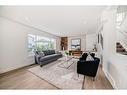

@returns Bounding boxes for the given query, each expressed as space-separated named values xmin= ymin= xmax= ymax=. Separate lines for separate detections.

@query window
xmin=36 ymin=36 xmax=56 ymax=51
xmin=116 ymin=12 xmax=125 ymax=27
xmin=116 ymin=6 xmax=127 ymax=28
xmin=28 ymin=34 xmax=57 ymax=55
xmin=28 ymin=34 xmax=36 ymax=55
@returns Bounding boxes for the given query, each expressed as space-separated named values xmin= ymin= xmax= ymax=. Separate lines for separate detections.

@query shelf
xmin=61 ymin=37 xmax=68 ymax=50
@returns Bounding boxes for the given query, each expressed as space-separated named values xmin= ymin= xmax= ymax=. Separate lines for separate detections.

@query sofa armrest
xmin=77 ymin=58 xmax=100 ymax=77
xmin=35 ymin=55 xmax=41 ymax=64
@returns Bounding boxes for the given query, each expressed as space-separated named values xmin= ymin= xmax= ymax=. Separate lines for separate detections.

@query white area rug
xmin=28 ymin=60 xmax=84 ymax=89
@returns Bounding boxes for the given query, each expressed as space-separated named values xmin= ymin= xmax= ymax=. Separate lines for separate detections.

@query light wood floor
xmin=0 ymin=64 xmax=113 ymax=89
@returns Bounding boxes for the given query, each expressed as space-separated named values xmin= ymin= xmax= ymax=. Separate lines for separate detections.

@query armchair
xmin=77 ymin=54 xmax=100 ymax=80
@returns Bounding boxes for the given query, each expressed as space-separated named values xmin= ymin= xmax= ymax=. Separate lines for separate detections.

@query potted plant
xmin=65 ymin=51 xmax=69 ymax=60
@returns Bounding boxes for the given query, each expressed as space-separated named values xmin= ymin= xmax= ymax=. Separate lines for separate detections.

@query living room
xmin=0 ymin=6 xmax=101 ymax=89
xmin=0 ymin=3 xmax=127 ymax=92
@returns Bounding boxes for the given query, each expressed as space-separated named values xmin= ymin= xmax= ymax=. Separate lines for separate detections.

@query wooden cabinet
xmin=69 ymin=50 xmax=82 ymax=56
xmin=61 ymin=37 xmax=68 ymax=50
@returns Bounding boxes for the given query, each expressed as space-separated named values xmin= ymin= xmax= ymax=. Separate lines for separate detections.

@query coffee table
xmin=58 ymin=56 xmax=79 ymax=69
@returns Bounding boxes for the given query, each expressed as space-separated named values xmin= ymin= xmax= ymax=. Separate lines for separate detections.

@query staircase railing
xmin=117 ymin=29 xmax=127 ymax=51
xmin=119 ymin=29 xmax=127 ymax=36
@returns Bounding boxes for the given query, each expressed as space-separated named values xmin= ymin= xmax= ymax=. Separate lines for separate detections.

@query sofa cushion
xmin=43 ymin=50 xmax=55 ymax=55
xmin=90 ymin=53 xmax=95 ymax=58
xmin=49 ymin=50 xmax=55 ymax=54
xmin=38 ymin=52 xmax=45 ymax=57
xmin=43 ymin=50 xmax=49 ymax=55
xmin=40 ymin=54 xmax=60 ymax=62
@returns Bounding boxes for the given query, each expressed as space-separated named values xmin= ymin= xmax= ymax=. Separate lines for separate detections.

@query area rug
xmin=28 ymin=60 xmax=84 ymax=89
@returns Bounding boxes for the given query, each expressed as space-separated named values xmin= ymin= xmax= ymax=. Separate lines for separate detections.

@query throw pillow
xmin=38 ymin=52 xmax=45 ymax=57
xmin=81 ymin=53 xmax=88 ymax=60
xmin=86 ymin=54 xmax=94 ymax=61
xmin=90 ymin=53 xmax=95 ymax=58
xmin=55 ymin=50 xmax=60 ymax=54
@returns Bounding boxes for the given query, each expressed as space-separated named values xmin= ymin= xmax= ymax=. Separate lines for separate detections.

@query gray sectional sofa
xmin=35 ymin=50 xmax=62 ymax=67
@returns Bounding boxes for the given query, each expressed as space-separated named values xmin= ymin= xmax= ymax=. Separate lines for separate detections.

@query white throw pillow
xmin=38 ymin=52 xmax=45 ymax=57
xmin=55 ymin=50 xmax=60 ymax=54
xmin=86 ymin=54 xmax=94 ymax=61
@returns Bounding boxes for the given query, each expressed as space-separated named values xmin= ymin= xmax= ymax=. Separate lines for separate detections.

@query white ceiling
xmin=0 ymin=6 xmax=106 ymax=37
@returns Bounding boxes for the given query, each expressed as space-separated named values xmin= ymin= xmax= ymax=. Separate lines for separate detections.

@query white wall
xmin=68 ymin=33 xmax=97 ymax=52
xmin=0 ymin=17 xmax=60 ymax=74
xmin=68 ymin=35 xmax=86 ymax=51
xmin=85 ymin=33 xmax=97 ymax=51
xmin=116 ymin=15 xmax=127 ymax=51
xmin=99 ymin=6 xmax=127 ymax=89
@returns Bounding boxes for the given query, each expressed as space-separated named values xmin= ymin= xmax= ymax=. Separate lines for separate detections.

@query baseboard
xmin=102 ymin=68 xmax=118 ymax=89
xmin=0 ymin=63 xmax=36 ymax=76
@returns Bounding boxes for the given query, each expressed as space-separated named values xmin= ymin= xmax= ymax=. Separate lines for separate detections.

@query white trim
xmin=120 ymin=41 xmax=127 ymax=51
xmin=102 ymin=68 xmax=118 ymax=89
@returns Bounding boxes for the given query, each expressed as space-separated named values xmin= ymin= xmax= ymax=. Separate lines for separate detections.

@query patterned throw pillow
xmin=86 ymin=54 xmax=94 ymax=61
xmin=38 ymin=52 xmax=45 ymax=57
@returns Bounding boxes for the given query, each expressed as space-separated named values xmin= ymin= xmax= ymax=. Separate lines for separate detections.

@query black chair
xmin=77 ymin=53 xmax=100 ymax=81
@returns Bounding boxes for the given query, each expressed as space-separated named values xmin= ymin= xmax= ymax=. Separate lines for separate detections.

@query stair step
xmin=117 ymin=48 xmax=126 ymax=52
xmin=116 ymin=42 xmax=120 ymax=45
xmin=117 ymin=45 xmax=123 ymax=48
xmin=116 ymin=42 xmax=127 ymax=53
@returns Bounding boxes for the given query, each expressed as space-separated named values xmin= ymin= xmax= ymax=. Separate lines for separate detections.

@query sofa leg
xmin=40 ymin=65 xmax=43 ymax=67
xmin=92 ymin=77 xmax=95 ymax=81
xmin=78 ymin=74 xmax=79 ymax=77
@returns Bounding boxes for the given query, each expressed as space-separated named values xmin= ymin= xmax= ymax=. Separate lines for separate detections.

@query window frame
xmin=27 ymin=34 xmax=57 ymax=56
xmin=27 ymin=34 xmax=36 ymax=56
xmin=116 ymin=6 xmax=127 ymax=28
